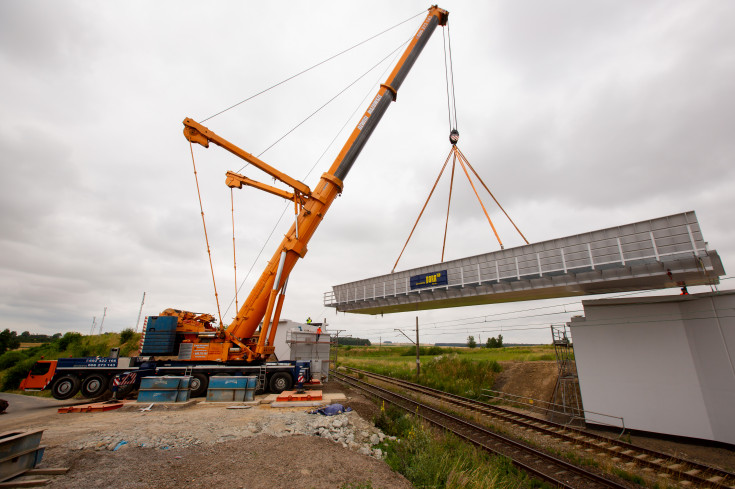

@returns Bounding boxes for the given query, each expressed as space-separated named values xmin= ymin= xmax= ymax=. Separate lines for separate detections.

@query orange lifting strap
xmin=392 ymin=144 xmax=529 ymax=273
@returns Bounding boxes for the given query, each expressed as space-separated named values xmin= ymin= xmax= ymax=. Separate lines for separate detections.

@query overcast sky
xmin=1 ymin=1 xmax=733 ymax=346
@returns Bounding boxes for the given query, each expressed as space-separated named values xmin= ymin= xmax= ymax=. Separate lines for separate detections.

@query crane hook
xmin=449 ymin=129 xmax=459 ymax=145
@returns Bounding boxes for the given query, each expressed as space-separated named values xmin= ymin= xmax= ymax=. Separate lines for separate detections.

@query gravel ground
xmin=7 ymin=384 xmax=411 ymax=489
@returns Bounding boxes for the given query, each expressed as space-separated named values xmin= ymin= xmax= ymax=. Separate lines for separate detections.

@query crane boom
xmin=182 ymin=6 xmax=449 ymax=362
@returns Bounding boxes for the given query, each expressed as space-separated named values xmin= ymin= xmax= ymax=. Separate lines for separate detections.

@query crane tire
xmin=268 ymin=372 xmax=293 ymax=393
xmin=81 ymin=374 xmax=109 ymax=398
xmin=190 ymin=373 xmax=209 ymax=398
xmin=51 ymin=375 xmax=81 ymax=400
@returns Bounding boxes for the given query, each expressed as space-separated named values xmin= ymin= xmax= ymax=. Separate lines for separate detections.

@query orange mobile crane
xmin=174 ymin=6 xmax=449 ymax=363
xmin=21 ymin=6 xmax=450 ymax=400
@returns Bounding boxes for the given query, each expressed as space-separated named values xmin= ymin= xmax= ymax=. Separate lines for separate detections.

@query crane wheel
xmin=51 ymin=375 xmax=81 ymax=400
xmin=268 ymin=372 xmax=293 ymax=393
xmin=190 ymin=373 xmax=209 ymax=398
xmin=81 ymin=374 xmax=109 ymax=398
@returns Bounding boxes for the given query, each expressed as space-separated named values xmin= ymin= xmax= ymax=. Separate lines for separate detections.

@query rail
xmin=481 ymin=388 xmax=626 ymax=437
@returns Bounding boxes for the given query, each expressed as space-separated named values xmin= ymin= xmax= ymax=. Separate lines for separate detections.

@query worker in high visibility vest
xmin=316 ymin=326 xmax=322 ymax=343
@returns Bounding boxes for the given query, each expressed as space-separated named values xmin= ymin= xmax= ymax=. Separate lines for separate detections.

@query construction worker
xmin=316 ymin=326 xmax=322 ymax=343
xmin=306 ymin=317 xmax=312 ymax=324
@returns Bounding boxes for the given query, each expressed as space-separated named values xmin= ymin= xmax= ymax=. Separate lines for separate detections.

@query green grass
xmin=374 ymin=403 xmax=551 ymax=489
xmin=611 ymin=468 xmax=645 ymax=486
xmin=339 ymin=344 xmax=555 ymax=363
xmin=336 ymin=344 xmax=555 ymax=400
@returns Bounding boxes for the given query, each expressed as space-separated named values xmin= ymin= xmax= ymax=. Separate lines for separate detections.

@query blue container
xmin=137 ymin=390 xmax=179 ymax=403
xmin=244 ymin=376 xmax=257 ymax=402
xmin=137 ymin=376 xmax=191 ymax=403
xmin=140 ymin=377 xmax=182 ymax=390
xmin=206 ymin=376 xmax=251 ymax=402
xmin=146 ymin=316 xmax=178 ymax=331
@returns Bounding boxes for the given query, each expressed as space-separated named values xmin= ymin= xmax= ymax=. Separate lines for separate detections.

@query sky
xmin=1 ymin=0 xmax=734 ymax=346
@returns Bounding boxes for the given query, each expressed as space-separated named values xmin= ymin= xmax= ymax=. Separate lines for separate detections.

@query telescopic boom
xmin=182 ymin=6 xmax=449 ymax=361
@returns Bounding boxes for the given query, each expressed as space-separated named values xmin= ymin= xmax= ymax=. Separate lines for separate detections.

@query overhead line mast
xmin=182 ymin=6 xmax=449 ymax=362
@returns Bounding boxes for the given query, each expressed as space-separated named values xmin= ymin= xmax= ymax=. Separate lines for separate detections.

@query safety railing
xmin=481 ymin=388 xmax=626 ymax=437
xmin=324 ymin=217 xmax=707 ymax=307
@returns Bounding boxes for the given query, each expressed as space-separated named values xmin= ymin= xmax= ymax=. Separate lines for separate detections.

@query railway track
xmin=333 ymin=370 xmax=629 ymax=489
xmin=337 ymin=367 xmax=735 ymax=489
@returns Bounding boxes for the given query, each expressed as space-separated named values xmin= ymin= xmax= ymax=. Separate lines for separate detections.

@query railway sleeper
xmin=347 ymin=370 xmax=735 ymax=489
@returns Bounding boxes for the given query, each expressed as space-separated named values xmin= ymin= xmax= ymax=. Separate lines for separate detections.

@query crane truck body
xmin=21 ymin=6 xmax=449 ymax=400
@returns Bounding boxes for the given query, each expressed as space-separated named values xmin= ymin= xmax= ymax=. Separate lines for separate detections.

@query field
xmin=335 ymin=344 xmax=556 ymax=399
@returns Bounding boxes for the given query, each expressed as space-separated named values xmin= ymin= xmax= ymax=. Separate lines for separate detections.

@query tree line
xmin=466 ymin=334 xmax=503 ymax=349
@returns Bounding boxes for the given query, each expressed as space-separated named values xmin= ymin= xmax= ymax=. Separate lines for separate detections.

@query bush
xmin=0 ymin=329 xmax=20 ymax=355
xmin=0 ymin=350 xmax=28 ymax=371
xmin=57 ymin=332 xmax=82 ymax=351
xmin=378 ymin=410 xmax=537 ymax=489
xmin=400 ymin=346 xmax=445 ymax=357
xmin=120 ymin=328 xmax=135 ymax=343
xmin=1 ymin=357 xmax=38 ymax=391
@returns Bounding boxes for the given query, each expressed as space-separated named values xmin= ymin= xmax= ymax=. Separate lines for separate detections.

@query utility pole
xmin=134 ymin=292 xmax=146 ymax=332
xmin=99 ymin=307 xmax=107 ymax=334
xmin=89 ymin=316 xmax=96 ymax=335
xmin=395 ymin=316 xmax=421 ymax=381
xmin=379 ymin=336 xmax=381 ymax=351
xmin=415 ymin=316 xmax=420 ymax=379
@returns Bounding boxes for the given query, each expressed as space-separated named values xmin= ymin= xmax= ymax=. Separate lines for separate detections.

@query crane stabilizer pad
xmin=275 ymin=390 xmax=323 ymax=402
xmin=58 ymin=401 xmax=130 ymax=413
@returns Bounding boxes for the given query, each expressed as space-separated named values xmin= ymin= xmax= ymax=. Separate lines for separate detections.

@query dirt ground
xmin=6 ymin=382 xmax=411 ymax=489
xmin=493 ymin=361 xmax=558 ymax=401
xmin=5 ymin=368 xmax=734 ymax=488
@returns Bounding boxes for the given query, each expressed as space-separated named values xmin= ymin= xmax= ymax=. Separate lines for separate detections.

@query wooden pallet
xmin=0 ymin=468 xmax=68 ymax=488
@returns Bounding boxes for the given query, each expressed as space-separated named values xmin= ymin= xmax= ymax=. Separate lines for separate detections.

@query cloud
xmin=1 ymin=0 xmax=733 ymax=344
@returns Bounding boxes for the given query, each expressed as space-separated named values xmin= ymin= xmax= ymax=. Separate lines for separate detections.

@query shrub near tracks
xmin=374 ymin=403 xmax=546 ymax=489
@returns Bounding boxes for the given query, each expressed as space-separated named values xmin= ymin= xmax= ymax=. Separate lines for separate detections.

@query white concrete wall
xmin=570 ymin=291 xmax=735 ymax=444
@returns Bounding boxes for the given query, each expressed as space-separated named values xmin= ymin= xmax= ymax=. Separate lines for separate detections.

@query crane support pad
xmin=275 ymin=390 xmax=323 ymax=402
xmin=324 ymin=211 xmax=725 ymax=314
